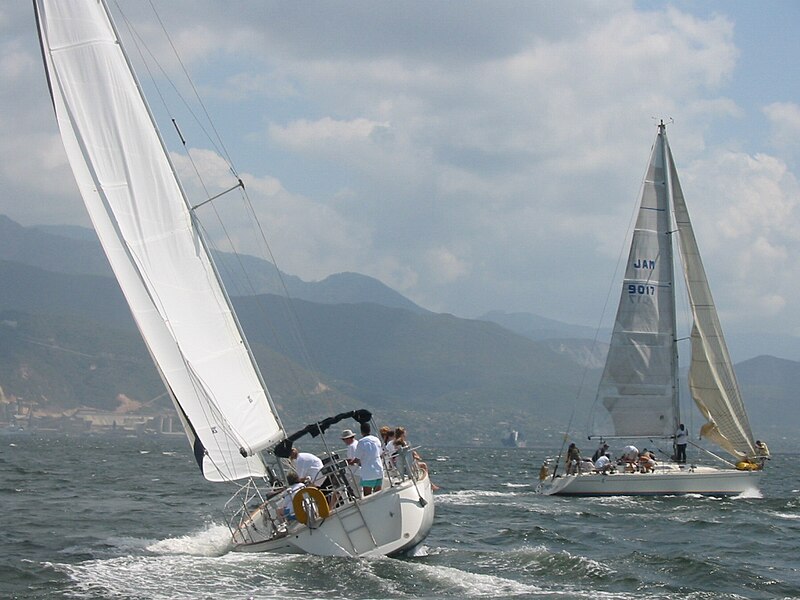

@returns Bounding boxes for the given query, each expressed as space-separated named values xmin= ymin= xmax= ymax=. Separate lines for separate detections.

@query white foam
xmin=48 ymin=553 xmax=298 ymax=600
xmin=769 ymin=511 xmax=800 ymax=520
xmin=733 ymin=488 xmax=763 ymax=499
xmin=435 ymin=489 xmax=520 ymax=505
xmin=147 ymin=523 xmax=233 ymax=557
xmin=405 ymin=560 xmax=545 ymax=597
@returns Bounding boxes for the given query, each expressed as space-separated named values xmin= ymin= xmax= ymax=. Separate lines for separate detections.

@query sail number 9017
xmin=628 ymin=284 xmax=655 ymax=295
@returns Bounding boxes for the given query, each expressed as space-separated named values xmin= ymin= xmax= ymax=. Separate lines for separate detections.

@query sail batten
xmin=36 ymin=0 xmax=285 ymax=481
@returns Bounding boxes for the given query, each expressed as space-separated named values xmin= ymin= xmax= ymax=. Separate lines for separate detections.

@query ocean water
xmin=1 ymin=432 xmax=798 ymax=599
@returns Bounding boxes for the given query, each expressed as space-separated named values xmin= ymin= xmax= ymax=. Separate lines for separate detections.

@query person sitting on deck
xmin=592 ymin=442 xmax=610 ymax=463
xmin=594 ymin=452 xmax=614 ymax=473
xmin=638 ymin=449 xmax=656 ymax=473
xmin=620 ymin=445 xmax=639 ymax=472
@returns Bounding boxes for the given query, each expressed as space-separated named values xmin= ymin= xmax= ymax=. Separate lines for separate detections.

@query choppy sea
xmin=1 ymin=432 xmax=798 ymax=599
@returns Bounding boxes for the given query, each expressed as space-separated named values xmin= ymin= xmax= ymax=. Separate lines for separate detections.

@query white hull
xmin=539 ymin=464 xmax=761 ymax=497
xmin=233 ymin=474 xmax=434 ymax=557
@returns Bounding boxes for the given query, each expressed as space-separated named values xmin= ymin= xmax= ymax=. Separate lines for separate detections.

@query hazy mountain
xmin=0 ymin=215 xmax=110 ymax=277
xmin=478 ymin=310 xmax=609 ymax=342
xmin=735 ymin=355 xmax=800 ymax=436
xmin=5 ymin=216 xmax=425 ymax=313
xmin=1 ymin=215 xmax=797 ymax=444
xmin=0 ymin=260 xmax=133 ymax=330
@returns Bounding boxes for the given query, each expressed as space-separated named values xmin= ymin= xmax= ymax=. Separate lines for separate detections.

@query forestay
xmin=35 ymin=0 xmax=284 ymax=480
xmin=591 ymin=129 xmax=679 ymax=439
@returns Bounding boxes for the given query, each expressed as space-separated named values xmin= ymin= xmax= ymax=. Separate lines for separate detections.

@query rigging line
xmin=237 ymin=185 xmax=338 ymax=414
xmin=117 ymin=4 xmax=329 ymax=416
xmin=194 ymin=214 xmax=320 ymax=414
xmin=145 ymin=0 xmax=238 ymax=173
xmin=113 ymin=1 xmax=230 ymax=169
xmin=585 ymin=136 xmax=656 ymax=431
xmin=114 ymin=222 xmax=255 ymax=469
xmin=113 ymin=2 xmax=216 ymax=205
xmin=554 ymin=145 xmax=651 ymax=477
xmin=121 ymin=1 xmax=304 ymax=422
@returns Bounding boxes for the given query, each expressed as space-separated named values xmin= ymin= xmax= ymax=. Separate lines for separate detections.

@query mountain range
xmin=0 ymin=215 xmax=796 ymax=448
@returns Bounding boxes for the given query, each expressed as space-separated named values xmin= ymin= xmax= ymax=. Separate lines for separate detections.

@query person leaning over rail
xmin=289 ymin=447 xmax=324 ymax=486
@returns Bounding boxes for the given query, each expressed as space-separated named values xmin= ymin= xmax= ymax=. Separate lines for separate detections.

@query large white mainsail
xmin=591 ymin=128 xmax=679 ymax=439
xmin=35 ymin=0 xmax=285 ymax=481
xmin=668 ymin=146 xmax=756 ymax=459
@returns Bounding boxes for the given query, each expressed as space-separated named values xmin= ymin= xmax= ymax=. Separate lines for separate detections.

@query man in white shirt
xmin=290 ymin=447 xmax=324 ymax=485
xmin=621 ymin=445 xmax=639 ymax=471
xmin=341 ymin=428 xmax=361 ymax=498
xmin=354 ymin=422 xmax=384 ymax=496
xmin=595 ymin=453 xmax=613 ymax=473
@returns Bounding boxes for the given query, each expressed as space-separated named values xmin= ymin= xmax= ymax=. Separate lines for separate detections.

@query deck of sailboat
xmin=232 ymin=471 xmax=435 ymax=557
xmin=540 ymin=463 xmax=762 ymax=497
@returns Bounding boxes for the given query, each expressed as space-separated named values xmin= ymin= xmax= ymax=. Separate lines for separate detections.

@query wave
xmin=733 ymin=488 xmax=763 ymax=499
xmin=146 ymin=523 xmax=233 ymax=557
xmin=435 ymin=489 xmax=521 ymax=506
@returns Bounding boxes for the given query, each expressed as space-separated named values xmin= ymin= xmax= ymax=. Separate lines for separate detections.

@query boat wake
xmin=435 ymin=489 xmax=520 ymax=506
xmin=146 ymin=523 xmax=233 ymax=556
xmin=733 ymin=488 xmax=763 ymax=500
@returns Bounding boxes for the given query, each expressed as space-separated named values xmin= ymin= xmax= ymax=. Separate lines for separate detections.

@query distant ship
xmin=501 ymin=430 xmax=526 ymax=448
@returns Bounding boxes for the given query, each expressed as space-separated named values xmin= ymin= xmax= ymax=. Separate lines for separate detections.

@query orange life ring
xmin=292 ymin=486 xmax=331 ymax=524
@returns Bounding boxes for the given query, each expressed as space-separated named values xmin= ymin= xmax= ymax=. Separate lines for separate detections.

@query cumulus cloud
xmin=763 ymin=102 xmax=800 ymax=148
xmin=3 ymin=1 xmax=800 ymax=337
xmin=269 ymin=117 xmax=390 ymax=152
xmin=682 ymin=149 xmax=800 ymax=328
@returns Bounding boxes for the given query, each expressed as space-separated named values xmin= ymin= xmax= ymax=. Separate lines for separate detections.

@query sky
xmin=2 ymin=1 xmax=800 ymax=337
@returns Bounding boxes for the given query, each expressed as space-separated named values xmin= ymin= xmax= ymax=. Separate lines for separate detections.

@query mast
xmin=100 ymin=0 xmax=284 ymax=449
xmin=660 ymin=121 xmax=682 ymax=434
xmin=34 ymin=0 xmax=286 ymax=480
xmin=590 ymin=122 xmax=680 ymax=440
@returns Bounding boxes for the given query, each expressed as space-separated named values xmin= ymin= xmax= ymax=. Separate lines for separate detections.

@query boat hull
xmin=539 ymin=465 xmax=761 ymax=497
xmin=233 ymin=474 xmax=434 ymax=557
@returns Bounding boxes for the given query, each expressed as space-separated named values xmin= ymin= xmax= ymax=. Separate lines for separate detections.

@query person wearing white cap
xmin=341 ymin=428 xmax=361 ymax=498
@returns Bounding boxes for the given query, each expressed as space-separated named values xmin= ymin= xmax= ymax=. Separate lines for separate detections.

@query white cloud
xmin=682 ymin=149 xmax=800 ymax=329
xmin=269 ymin=117 xmax=390 ymax=151
xmin=425 ymin=247 xmax=471 ymax=284
xmin=4 ymin=1 xmax=800 ymax=338
xmin=763 ymin=102 xmax=800 ymax=148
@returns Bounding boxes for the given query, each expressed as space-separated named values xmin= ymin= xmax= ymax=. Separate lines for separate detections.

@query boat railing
xmin=225 ymin=445 xmax=427 ymax=545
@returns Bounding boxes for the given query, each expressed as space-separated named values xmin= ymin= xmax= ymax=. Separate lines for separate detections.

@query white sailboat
xmin=34 ymin=0 xmax=434 ymax=555
xmin=539 ymin=122 xmax=765 ymax=497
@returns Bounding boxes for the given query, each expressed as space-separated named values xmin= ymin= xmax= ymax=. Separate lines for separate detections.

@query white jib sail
xmin=592 ymin=129 xmax=678 ymax=439
xmin=667 ymin=144 xmax=755 ymax=459
xmin=35 ymin=0 xmax=285 ymax=481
